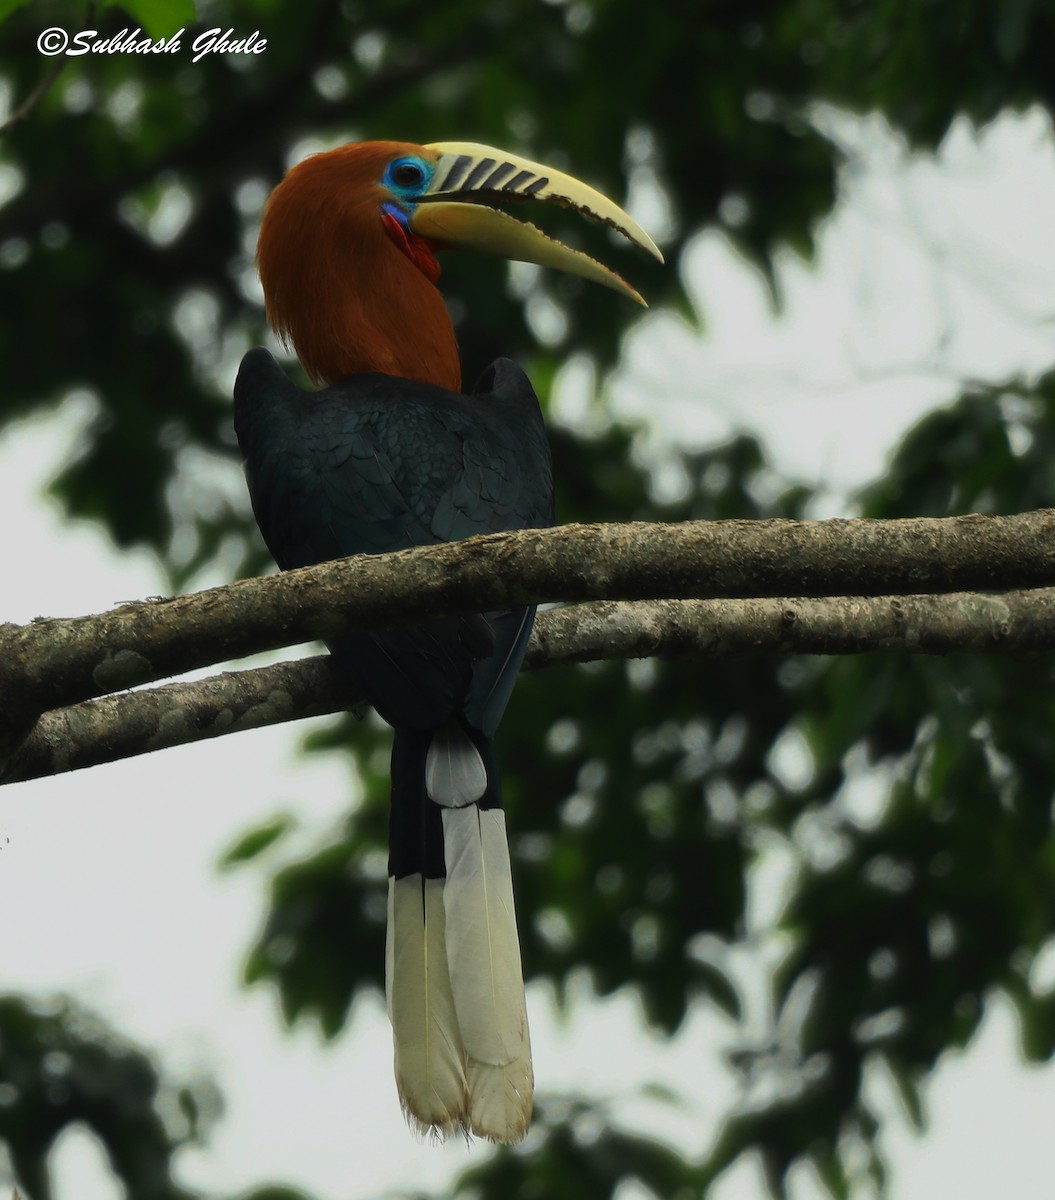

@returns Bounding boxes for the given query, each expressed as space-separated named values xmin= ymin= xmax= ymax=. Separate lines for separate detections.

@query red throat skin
xmin=257 ymin=142 xmax=462 ymax=392
xmin=381 ymin=210 xmax=442 ymax=284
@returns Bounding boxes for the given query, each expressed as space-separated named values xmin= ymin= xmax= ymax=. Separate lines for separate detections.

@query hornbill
xmin=234 ymin=140 xmax=660 ymax=1143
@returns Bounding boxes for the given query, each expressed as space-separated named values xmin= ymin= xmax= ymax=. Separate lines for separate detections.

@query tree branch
xmin=4 ymin=512 xmax=1055 ymax=736
xmin=6 ymin=587 xmax=1055 ymax=785
xmin=0 ymin=55 xmax=68 ymax=138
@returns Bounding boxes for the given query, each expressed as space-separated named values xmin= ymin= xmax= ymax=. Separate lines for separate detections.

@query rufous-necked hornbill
xmin=234 ymin=140 xmax=660 ymax=1143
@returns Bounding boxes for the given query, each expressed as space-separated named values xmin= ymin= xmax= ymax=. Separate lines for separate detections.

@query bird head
xmin=257 ymin=140 xmax=662 ymax=390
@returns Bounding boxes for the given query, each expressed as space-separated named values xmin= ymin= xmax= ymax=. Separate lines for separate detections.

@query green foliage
xmin=232 ymin=1189 xmax=313 ymax=1200
xmin=0 ymin=0 xmax=28 ymax=22
xmin=457 ymin=1096 xmax=702 ymax=1199
xmin=0 ymin=995 xmax=216 ymax=1200
xmin=4 ymin=2 xmax=1055 ymax=1198
xmin=110 ymin=0 xmax=198 ymax=39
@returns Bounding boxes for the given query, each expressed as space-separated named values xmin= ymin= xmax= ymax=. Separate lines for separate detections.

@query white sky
xmin=3 ymin=107 xmax=1055 ymax=1199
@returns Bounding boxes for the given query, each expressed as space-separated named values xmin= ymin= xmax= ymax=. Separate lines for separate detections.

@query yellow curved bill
xmin=410 ymin=140 xmax=663 ymax=305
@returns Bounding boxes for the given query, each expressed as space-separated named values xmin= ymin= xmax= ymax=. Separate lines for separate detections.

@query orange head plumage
xmin=258 ymin=141 xmax=459 ymax=390
xmin=257 ymin=139 xmax=664 ymax=392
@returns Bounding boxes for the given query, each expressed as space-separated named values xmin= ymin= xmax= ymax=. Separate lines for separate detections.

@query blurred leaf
xmin=0 ymin=0 xmax=33 ymax=23
xmin=996 ymin=0 xmax=1034 ymax=63
xmin=218 ymin=812 xmax=295 ymax=869
xmin=107 ymin=0 xmax=197 ymax=38
xmin=692 ymin=960 xmax=742 ymax=1022
xmin=234 ymin=1190 xmax=315 ymax=1200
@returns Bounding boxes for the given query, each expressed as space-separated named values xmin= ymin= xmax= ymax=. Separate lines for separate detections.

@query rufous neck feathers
xmin=257 ymin=144 xmax=461 ymax=392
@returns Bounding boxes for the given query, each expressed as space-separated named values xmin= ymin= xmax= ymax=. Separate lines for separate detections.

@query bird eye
xmin=388 ymin=159 xmax=427 ymax=191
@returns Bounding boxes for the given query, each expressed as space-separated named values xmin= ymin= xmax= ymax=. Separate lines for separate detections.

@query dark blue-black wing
xmin=234 ymin=349 xmax=553 ymax=733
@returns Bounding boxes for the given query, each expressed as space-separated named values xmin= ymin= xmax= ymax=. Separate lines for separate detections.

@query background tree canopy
xmin=3 ymin=0 xmax=1055 ymax=1197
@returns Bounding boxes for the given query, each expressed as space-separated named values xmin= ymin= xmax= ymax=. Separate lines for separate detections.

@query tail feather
xmin=387 ymin=726 xmax=533 ymax=1144
xmin=425 ymin=719 xmax=487 ymax=807
xmin=386 ymin=875 xmax=468 ymax=1137
xmin=441 ymin=805 xmax=533 ymax=1142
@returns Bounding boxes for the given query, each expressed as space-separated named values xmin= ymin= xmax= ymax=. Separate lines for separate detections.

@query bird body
xmin=235 ymin=348 xmax=550 ymax=1140
xmin=235 ymin=137 xmax=659 ymax=1142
